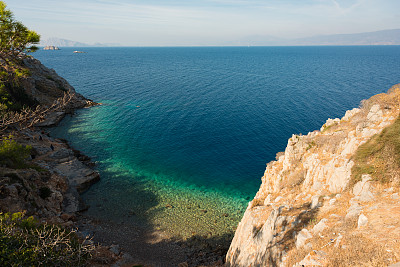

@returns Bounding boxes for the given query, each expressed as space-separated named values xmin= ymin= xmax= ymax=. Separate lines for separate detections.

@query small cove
xmin=40 ymin=46 xmax=400 ymax=239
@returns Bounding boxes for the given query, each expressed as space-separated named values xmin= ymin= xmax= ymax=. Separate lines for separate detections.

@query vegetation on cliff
xmin=0 ymin=135 xmax=31 ymax=168
xmin=351 ymin=87 xmax=400 ymax=186
xmin=0 ymin=1 xmax=40 ymax=112
xmin=0 ymin=212 xmax=93 ymax=266
xmin=0 ymin=1 xmax=40 ymax=65
xmin=0 ymin=3 xmax=101 ymax=266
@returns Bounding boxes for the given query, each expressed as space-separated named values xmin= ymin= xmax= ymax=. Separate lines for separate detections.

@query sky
xmin=5 ymin=0 xmax=400 ymax=46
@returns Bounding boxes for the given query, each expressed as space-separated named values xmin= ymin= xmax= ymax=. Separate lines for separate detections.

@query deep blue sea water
xmin=34 ymin=46 xmax=400 ymax=236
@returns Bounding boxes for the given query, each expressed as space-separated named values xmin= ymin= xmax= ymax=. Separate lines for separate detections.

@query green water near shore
xmin=50 ymin=106 xmax=252 ymax=239
xmin=81 ymin=159 xmax=248 ymax=239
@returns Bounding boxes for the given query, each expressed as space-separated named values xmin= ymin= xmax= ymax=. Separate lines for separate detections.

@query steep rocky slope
xmin=226 ymin=84 xmax=400 ymax=266
xmin=0 ymin=57 xmax=99 ymax=221
xmin=20 ymin=56 xmax=88 ymax=108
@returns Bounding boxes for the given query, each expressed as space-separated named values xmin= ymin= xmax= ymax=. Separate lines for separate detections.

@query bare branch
xmin=0 ymin=92 xmax=76 ymax=136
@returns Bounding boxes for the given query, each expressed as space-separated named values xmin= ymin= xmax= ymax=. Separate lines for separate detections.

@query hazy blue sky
xmin=6 ymin=0 xmax=400 ymax=46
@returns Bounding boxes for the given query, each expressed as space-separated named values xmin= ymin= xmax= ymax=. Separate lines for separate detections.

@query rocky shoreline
xmin=4 ymin=54 xmax=400 ymax=266
xmin=0 ymin=56 xmax=233 ymax=266
xmin=0 ymin=55 xmax=135 ymax=265
xmin=0 ymin=54 xmax=100 ymax=217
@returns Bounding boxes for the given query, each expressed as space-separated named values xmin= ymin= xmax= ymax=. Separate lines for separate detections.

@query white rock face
xmin=313 ymin=219 xmax=328 ymax=234
xmin=310 ymin=195 xmax=320 ymax=209
xmin=358 ymin=214 xmax=368 ymax=228
xmin=342 ymin=108 xmax=361 ymax=121
xmin=367 ymin=104 xmax=383 ymax=123
xmin=346 ymin=202 xmax=363 ymax=220
xmin=226 ymin=206 xmax=293 ymax=266
xmin=353 ymin=174 xmax=375 ymax=202
xmin=296 ymin=229 xmax=313 ymax=249
xmin=226 ymin=87 xmax=399 ymax=266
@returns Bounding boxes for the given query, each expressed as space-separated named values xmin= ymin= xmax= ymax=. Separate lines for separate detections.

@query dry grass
xmin=284 ymin=166 xmax=305 ymax=189
xmin=285 ymin=218 xmax=389 ymax=267
xmin=328 ymin=234 xmax=388 ymax=267
xmin=284 ymin=186 xmax=400 ymax=267
xmin=361 ymin=85 xmax=400 ymax=113
xmin=314 ymin=129 xmax=347 ymax=154
xmin=349 ymin=85 xmax=400 ymax=187
xmin=285 ymin=247 xmax=308 ymax=267
xmin=250 ymin=198 xmax=264 ymax=208
xmin=351 ymin=114 xmax=400 ymax=186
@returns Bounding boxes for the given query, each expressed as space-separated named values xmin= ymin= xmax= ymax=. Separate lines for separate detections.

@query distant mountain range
xmin=41 ymin=29 xmax=400 ymax=47
xmin=40 ymin=37 xmax=120 ymax=47
xmin=292 ymin=29 xmax=400 ymax=46
xmin=230 ymin=29 xmax=400 ymax=46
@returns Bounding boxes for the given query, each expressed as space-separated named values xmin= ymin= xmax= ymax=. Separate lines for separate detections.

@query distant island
xmin=40 ymin=37 xmax=120 ymax=47
xmin=43 ymin=45 xmax=60 ymax=50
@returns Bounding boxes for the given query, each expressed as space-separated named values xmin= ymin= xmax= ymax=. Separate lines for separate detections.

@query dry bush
xmin=250 ymin=198 xmax=264 ymax=208
xmin=0 ymin=92 xmax=75 ymax=135
xmin=0 ymin=212 xmax=95 ymax=266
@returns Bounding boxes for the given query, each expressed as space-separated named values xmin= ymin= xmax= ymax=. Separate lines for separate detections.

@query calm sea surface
xmin=35 ymin=46 xmax=400 ymax=237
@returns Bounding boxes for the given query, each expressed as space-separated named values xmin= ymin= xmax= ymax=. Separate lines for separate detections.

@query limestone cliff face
xmin=226 ymin=85 xmax=400 ymax=266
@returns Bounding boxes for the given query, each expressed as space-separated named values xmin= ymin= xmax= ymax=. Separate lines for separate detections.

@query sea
xmin=34 ymin=46 xmax=400 ymax=238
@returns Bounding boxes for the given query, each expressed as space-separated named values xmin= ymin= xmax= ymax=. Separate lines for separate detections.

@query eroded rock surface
xmin=0 ymin=128 xmax=99 ymax=219
xmin=227 ymin=84 xmax=400 ymax=266
xmin=0 ymin=57 xmax=99 ymax=220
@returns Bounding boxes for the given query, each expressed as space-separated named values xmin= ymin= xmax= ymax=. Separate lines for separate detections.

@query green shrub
xmin=0 ymin=135 xmax=31 ymax=168
xmin=0 ymin=83 xmax=15 ymax=111
xmin=13 ymin=68 xmax=31 ymax=78
xmin=0 ymin=68 xmax=38 ymax=112
xmin=0 ymin=212 xmax=94 ymax=266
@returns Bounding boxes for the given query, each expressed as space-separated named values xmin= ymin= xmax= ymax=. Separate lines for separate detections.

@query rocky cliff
xmin=21 ymin=56 xmax=93 ymax=111
xmin=226 ymin=84 xmax=400 ymax=266
xmin=0 ymin=56 xmax=99 ymax=222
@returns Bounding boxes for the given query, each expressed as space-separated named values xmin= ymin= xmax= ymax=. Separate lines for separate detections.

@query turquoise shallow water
xmin=38 ymin=46 xmax=400 ymax=237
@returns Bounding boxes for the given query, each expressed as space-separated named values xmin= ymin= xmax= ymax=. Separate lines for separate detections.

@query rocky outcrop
xmin=21 ymin=57 xmax=75 ymax=105
xmin=0 ymin=127 xmax=99 ymax=223
xmin=226 ymin=84 xmax=400 ymax=266
xmin=19 ymin=57 xmax=96 ymax=127
xmin=0 ymin=57 xmax=99 ymax=222
xmin=43 ymin=46 xmax=60 ymax=50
